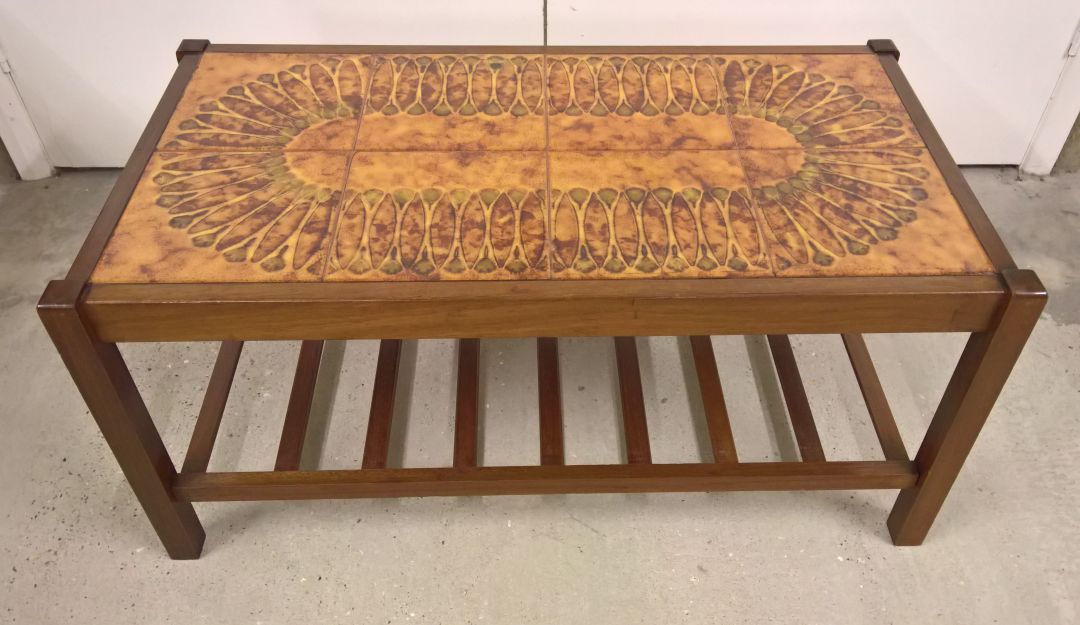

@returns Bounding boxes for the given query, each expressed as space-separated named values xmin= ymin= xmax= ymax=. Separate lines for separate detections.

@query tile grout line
xmin=543 ymin=0 xmax=551 ymax=279
xmin=541 ymin=0 xmax=549 ymax=280
xmin=715 ymin=55 xmax=781 ymax=279
xmin=319 ymin=55 xmax=376 ymax=281
xmin=542 ymin=47 xmax=554 ymax=281
xmin=729 ymin=148 xmax=781 ymax=278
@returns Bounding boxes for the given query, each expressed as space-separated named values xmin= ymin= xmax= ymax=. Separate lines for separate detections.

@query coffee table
xmin=38 ymin=39 xmax=1045 ymax=559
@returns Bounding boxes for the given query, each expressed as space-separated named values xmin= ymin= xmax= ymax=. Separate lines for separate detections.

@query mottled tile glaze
xmin=740 ymin=147 xmax=993 ymax=275
xmin=546 ymin=55 xmax=735 ymax=150
xmin=356 ymin=54 xmax=546 ymax=151
xmin=91 ymin=151 xmax=347 ymax=283
xmin=325 ymin=152 xmax=549 ymax=281
xmin=720 ymin=54 xmax=925 ymax=150
xmin=548 ymin=151 xmax=771 ymax=278
xmin=92 ymin=49 xmax=994 ymax=284
xmin=159 ymin=53 xmax=368 ymax=152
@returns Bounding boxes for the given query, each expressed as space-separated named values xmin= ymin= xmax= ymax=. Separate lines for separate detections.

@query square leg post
xmin=888 ymin=269 xmax=1046 ymax=545
xmin=38 ymin=280 xmax=205 ymax=559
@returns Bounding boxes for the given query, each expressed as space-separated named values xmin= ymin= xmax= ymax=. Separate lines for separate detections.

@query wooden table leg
xmin=888 ymin=269 xmax=1046 ymax=545
xmin=38 ymin=280 xmax=205 ymax=559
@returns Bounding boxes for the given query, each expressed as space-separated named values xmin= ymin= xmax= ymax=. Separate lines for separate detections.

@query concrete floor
xmin=0 ymin=165 xmax=1078 ymax=625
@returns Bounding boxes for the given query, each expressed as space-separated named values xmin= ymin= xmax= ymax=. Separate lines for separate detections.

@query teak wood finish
xmin=38 ymin=39 xmax=1046 ymax=559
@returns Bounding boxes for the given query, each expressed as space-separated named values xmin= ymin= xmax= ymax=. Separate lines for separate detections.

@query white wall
xmin=0 ymin=1 xmax=541 ymax=167
xmin=550 ymin=0 xmax=1080 ymax=166
xmin=0 ymin=0 xmax=1077 ymax=167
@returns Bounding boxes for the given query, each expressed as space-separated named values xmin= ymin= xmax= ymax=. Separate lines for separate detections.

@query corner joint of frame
xmin=38 ymin=280 xmax=84 ymax=314
xmin=867 ymin=39 xmax=900 ymax=60
xmin=1001 ymin=268 xmax=1048 ymax=302
xmin=176 ymin=39 xmax=211 ymax=63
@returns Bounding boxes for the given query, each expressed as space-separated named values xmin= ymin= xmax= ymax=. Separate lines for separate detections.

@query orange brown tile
xmin=325 ymin=151 xmax=549 ymax=281
xmin=719 ymin=54 xmax=923 ymax=151
xmin=548 ymin=151 xmax=772 ymax=278
xmin=91 ymin=151 xmax=347 ymax=283
xmin=546 ymin=55 xmax=735 ymax=150
xmin=740 ymin=147 xmax=993 ymax=276
xmin=356 ymin=54 xmax=546 ymax=151
xmin=92 ymin=48 xmax=995 ymax=285
xmin=158 ymin=52 xmax=369 ymax=152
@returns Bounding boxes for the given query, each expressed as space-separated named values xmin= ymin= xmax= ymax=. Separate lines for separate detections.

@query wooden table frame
xmin=38 ymin=40 xmax=1046 ymax=559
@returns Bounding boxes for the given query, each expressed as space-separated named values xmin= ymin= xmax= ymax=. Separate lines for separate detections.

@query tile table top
xmin=90 ymin=49 xmax=993 ymax=283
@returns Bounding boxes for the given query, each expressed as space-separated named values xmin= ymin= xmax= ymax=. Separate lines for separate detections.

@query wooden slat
xmin=361 ymin=339 xmax=402 ymax=470
xmin=182 ymin=341 xmax=244 ymax=474
xmin=453 ymin=339 xmax=480 ymax=468
xmin=537 ymin=337 xmax=564 ymax=465
xmin=688 ymin=336 xmax=738 ymax=462
xmin=174 ymin=460 xmax=918 ymax=501
xmin=767 ymin=335 xmax=827 ymax=462
xmin=614 ymin=337 xmax=652 ymax=464
xmin=274 ymin=340 xmax=324 ymax=471
xmin=842 ymin=334 xmax=909 ymax=461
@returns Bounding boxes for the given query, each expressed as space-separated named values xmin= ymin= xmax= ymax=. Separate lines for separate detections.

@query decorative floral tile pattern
xmin=720 ymin=54 xmax=924 ymax=151
xmin=740 ymin=147 xmax=992 ymax=276
xmin=90 ymin=49 xmax=994 ymax=284
xmin=356 ymin=54 xmax=546 ymax=151
xmin=325 ymin=152 xmax=548 ymax=281
xmin=548 ymin=151 xmax=771 ymax=278
xmin=93 ymin=151 xmax=347 ymax=282
xmin=158 ymin=53 xmax=368 ymax=152
xmin=545 ymin=55 xmax=735 ymax=150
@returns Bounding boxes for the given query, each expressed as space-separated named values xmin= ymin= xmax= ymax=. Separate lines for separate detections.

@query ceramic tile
xmin=546 ymin=55 xmax=735 ymax=150
xmin=158 ymin=52 xmax=368 ymax=151
xmin=98 ymin=49 xmax=994 ymax=285
xmin=356 ymin=54 xmax=546 ymax=151
xmin=719 ymin=54 xmax=924 ymax=151
xmin=548 ymin=151 xmax=772 ymax=278
xmin=739 ymin=147 xmax=994 ymax=276
xmin=325 ymin=152 xmax=549 ymax=281
xmin=91 ymin=151 xmax=348 ymax=283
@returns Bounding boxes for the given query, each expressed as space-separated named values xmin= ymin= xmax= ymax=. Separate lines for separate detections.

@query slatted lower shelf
xmin=178 ymin=335 xmax=914 ymax=503
xmin=175 ymin=461 xmax=917 ymax=501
